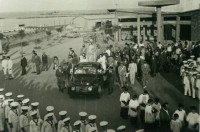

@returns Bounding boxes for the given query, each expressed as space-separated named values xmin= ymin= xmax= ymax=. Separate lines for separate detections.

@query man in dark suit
xmin=21 ymin=55 xmax=27 ymax=75
xmin=42 ymin=52 xmax=48 ymax=71
xmin=141 ymin=61 xmax=150 ymax=88
xmin=150 ymin=55 xmax=157 ymax=77
xmin=34 ymin=53 xmax=41 ymax=75
xmin=160 ymin=103 xmax=171 ymax=132
xmin=56 ymin=66 xmax=65 ymax=93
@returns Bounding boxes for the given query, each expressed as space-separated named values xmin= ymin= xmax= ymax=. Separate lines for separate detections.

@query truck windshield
xmin=74 ymin=66 xmax=96 ymax=74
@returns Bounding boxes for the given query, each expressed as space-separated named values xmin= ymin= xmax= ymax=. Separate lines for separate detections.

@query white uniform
xmin=128 ymin=63 xmax=137 ymax=85
xmin=5 ymin=105 xmax=11 ymax=131
xmin=191 ymin=76 xmax=196 ymax=98
xmin=183 ymin=76 xmax=191 ymax=96
xmin=41 ymin=120 xmax=56 ymax=132
xmin=60 ymin=125 xmax=72 ymax=132
xmin=7 ymin=59 xmax=14 ymax=78
xmin=80 ymin=120 xmax=88 ymax=132
xmin=86 ymin=123 xmax=98 ymax=132
xmin=0 ymin=103 xmax=5 ymax=131
xmin=173 ymin=109 xmax=186 ymax=124
xmin=196 ymin=78 xmax=200 ymax=99
xmin=19 ymin=114 xmax=29 ymax=132
xmin=44 ymin=113 xmax=57 ymax=124
xmin=186 ymin=112 xmax=199 ymax=130
xmin=128 ymin=99 xmax=139 ymax=117
xmin=152 ymin=103 xmax=161 ymax=120
xmin=1 ymin=59 xmax=8 ymax=76
xmin=8 ymin=109 xmax=20 ymax=132
xmin=57 ymin=120 xmax=64 ymax=132
xmin=29 ymin=118 xmax=43 ymax=132
xmin=138 ymin=94 xmax=149 ymax=110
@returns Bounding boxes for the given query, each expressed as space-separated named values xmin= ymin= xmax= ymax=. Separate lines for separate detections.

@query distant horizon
xmin=0 ymin=0 xmax=199 ymax=13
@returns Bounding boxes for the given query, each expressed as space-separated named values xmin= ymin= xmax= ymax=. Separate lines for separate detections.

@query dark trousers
xmin=130 ymin=116 xmax=138 ymax=128
xmin=36 ymin=64 xmax=40 ymax=74
xmin=21 ymin=66 xmax=26 ymax=75
xmin=57 ymin=81 xmax=65 ymax=92
xmin=120 ymin=107 xmax=128 ymax=119
xmin=42 ymin=63 xmax=48 ymax=71
xmin=144 ymin=122 xmax=155 ymax=132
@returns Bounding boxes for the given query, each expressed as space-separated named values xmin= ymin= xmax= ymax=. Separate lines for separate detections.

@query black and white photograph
xmin=0 ymin=0 xmax=199 ymax=131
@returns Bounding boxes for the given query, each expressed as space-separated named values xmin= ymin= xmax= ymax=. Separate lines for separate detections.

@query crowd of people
xmin=0 ymin=88 xmax=129 ymax=132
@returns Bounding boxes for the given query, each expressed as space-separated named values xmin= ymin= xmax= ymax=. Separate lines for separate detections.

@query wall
xmin=191 ymin=11 xmax=200 ymax=41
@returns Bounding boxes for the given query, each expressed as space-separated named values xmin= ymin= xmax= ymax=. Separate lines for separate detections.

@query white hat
xmin=117 ymin=125 xmax=126 ymax=131
xmin=46 ymin=113 xmax=54 ymax=118
xmin=183 ymin=61 xmax=187 ymax=64
xmin=73 ymin=120 xmax=81 ymax=126
xmin=46 ymin=106 xmax=54 ymax=111
xmin=17 ymin=95 xmax=24 ymax=98
xmin=59 ymin=111 xmax=67 ymax=116
xmin=79 ymin=112 xmax=87 ymax=117
xmin=0 ymin=88 xmax=4 ymax=92
xmin=7 ymin=99 xmax=14 ymax=102
xmin=10 ymin=102 xmax=19 ymax=107
xmin=100 ymin=121 xmax=108 ymax=127
xmin=135 ymin=129 xmax=144 ymax=132
xmin=107 ymin=129 xmax=115 ymax=132
xmin=5 ymin=92 xmax=12 ymax=97
xmin=22 ymin=98 xmax=30 ymax=104
xmin=88 ymin=115 xmax=96 ymax=120
xmin=63 ymin=117 xmax=70 ymax=122
xmin=140 ymin=56 xmax=145 ymax=60
xmin=0 ymin=95 xmax=4 ymax=99
xmin=30 ymin=111 xmax=38 ymax=116
xmin=31 ymin=102 xmax=39 ymax=107
xmin=21 ymin=106 xmax=29 ymax=111
xmin=190 ymin=55 xmax=195 ymax=58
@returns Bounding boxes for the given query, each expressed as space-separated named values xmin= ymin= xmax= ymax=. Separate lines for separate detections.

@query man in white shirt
xmin=138 ymin=90 xmax=149 ymax=124
xmin=128 ymin=95 xmax=139 ymax=128
xmin=128 ymin=60 xmax=137 ymax=85
xmin=7 ymin=56 xmax=14 ymax=79
xmin=120 ymin=87 xmax=130 ymax=119
xmin=186 ymin=106 xmax=199 ymax=131
xmin=183 ymin=72 xmax=191 ymax=96
xmin=173 ymin=103 xmax=186 ymax=126
xmin=144 ymin=99 xmax=155 ymax=131
xmin=1 ymin=56 xmax=8 ymax=79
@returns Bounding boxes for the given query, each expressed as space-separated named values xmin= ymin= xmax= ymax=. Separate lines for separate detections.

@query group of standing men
xmin=1 ymin=56 xmax=14 ymax=79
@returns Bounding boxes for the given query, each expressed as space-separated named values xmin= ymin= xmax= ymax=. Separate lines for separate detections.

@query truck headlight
xmin=88 ymin=86 xmax=93 ymax=91
xmin=71 ymin=87 xmax=75 ymax=91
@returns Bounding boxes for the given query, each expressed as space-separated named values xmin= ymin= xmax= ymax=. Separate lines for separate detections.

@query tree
xmin=18 ymin=30 xmax=26 ymax=54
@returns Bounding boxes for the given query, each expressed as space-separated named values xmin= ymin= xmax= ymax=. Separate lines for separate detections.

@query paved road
xmin=0 ymin=37 xmax=198 ymax=131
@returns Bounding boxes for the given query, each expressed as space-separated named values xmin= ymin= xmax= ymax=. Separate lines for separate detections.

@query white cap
xmin=0 ymin=95 xmax=4 ymax=99
xmin=117 ymin=125 xmax=126 ymax=131
xmin=46 ymin=113 xmax=54 ymax=118
xmin=7 ymin=99 xmax=14 ymax=102
xmin=183 ymin=61 xmax=187 ymax=64
xmin=140 ymin=56 xmax=145 ymax=60
xmin=73 ymin=120 xmax=81 ymax=126
xmin=30 ymin=111 xmax=38 ymax=116
xmin=46 ymin=106 xmax=54 ymax=111
xmin=59 ymin=111 xmax=67 ymax=116
xmin=108 ymin=129 xmax=115 ymax=132
xmin=79 ymin=112 xmax=87 ymax=117
xmin=5 ymin=92 xmax=12 ymax=97
xmin=10 ymin=102 xmax=19 ymax=107
xmin=31 ymin=102 xmax=39 ymax=107
xmin=100 ymin=121 xmax=108 ymax=127
xmin=63 ymin=117 xmax=70 ymax=122
xmin=22 ymin=98 xmax=30 ymax=104
xmin=17 ymin=95 xmax=24 ymax=98
xmin=135 ymin=129 xmax=144 ymax=132
xmin=21 ymin=106 xmax=29 ymax=111
xmin=88 ymin=115 xmax=96 ymax=120
xmin=0 ymin=88 xmax=4 ymax=92
xmin=190 ymin=55 xmax=195 ymax=58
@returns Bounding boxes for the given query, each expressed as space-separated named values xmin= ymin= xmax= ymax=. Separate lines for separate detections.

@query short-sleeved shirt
xmin=128 ymin=99 xmax=139 ymax=117
xmin=120 ymin=92 xmax=130 ymax=107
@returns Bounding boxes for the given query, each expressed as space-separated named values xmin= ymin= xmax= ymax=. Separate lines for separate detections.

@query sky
xmin=0 ymin=0 xmax=199 ymax=12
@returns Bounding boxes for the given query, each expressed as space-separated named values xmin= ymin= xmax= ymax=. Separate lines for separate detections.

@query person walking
xmin=141 ymin=61 xmax=150 ymax=88
xmin=128 ymin=95 xmax=139 ymax=128
xmin=128 ymin=59 xmax=137 ymax=85
xmin=120 ymin=87 xmax=130 ymax=119
xmin=1 ymin=56 xmax=8 ymax=79
xmin=21 ymin=55 xmax=27 ymax=76
xmin=170 ymin=114 xmax=182 ymax=132
xmin=34 ymin=53 xmax=41 ymax=75
xmin=30 ymin=50 xmax=36 ymax=73
xmin=160 ymin=103 xmax=171 ymax=132
xmin=42 ymin=52 xmax=48 ymax=71
xmin=183 ymin=72 xmax=191 ymax=96
xmin=56 ymin=66 xmax=65 ymax=93
xmin=7 ymin=56 xmax=14 ymax=79
xmin=118 ymin=62 xmax=127 ymax=87
xmin=186 ymin=106 xmax=199 ymax=132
